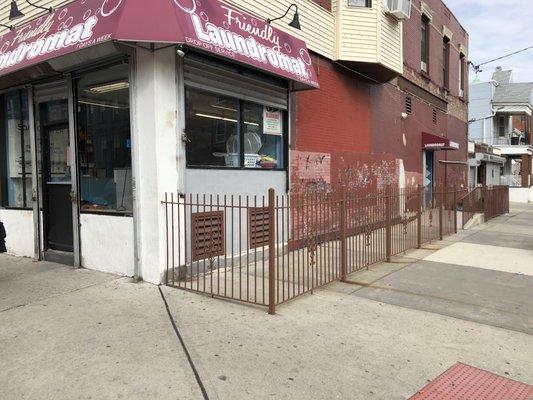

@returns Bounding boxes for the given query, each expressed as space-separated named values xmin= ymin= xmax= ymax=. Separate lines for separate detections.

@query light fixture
xmin=9 ymin=1 xmax=24 ymax=21
xmin=0 ymin=23 xmax=14 ymax=30
xmin=85 ymin=81 xmax=130 ymax=94
xmin=266 ymin=4 xmax=301 ymax=30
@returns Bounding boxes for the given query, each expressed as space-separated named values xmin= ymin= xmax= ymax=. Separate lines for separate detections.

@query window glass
xmin=76 ymin=63 xmax=132 ymax=214
xmin=421 ymin=16 xmax=429 ymax=70
xmin=0 ymin=90 xmax=32 ymax=208
xmin=348 ymin=0 xmax=371 ymax=6
xmin=442 ymin=38 xmax=450 ymax=88
xmin=242 ymin=103 xmax=283 ymax=169
xmin=186 ymin=89 xmax=239 ymax=167
xmin=185 ymin=87 xmax=286 ymax=170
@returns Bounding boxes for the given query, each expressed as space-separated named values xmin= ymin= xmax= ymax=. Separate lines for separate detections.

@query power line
xmin=470 ymin=45 xmax=533 ymax=73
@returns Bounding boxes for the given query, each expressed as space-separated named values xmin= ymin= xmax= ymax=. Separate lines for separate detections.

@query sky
xmin=444 ymin=0 xmax=533 ymax=83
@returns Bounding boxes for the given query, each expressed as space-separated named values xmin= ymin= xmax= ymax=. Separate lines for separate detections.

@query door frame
xmin=67 ymin=75 xmax=81 ymax=267
xmin=29 ymin=77 xmax=81 ymax=267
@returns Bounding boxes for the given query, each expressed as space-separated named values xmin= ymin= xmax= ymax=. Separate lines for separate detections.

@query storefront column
xmin=131 ymin=46 xmax=179 ymax=284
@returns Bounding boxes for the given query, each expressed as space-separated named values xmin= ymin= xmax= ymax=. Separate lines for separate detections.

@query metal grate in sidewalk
xmin=410 ymin=363 xmax=533 ymax=400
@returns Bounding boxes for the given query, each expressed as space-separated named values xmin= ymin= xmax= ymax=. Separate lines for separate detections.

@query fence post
xmin=268 ymin=188 xmax=276 ymax=315
xmin=340 ymin=187 xmax=347 ymax=282
xmin=417 ymin=185 xmax=422 ymax=249
xmin=385 ymin=184 xmax=392 ymax=262
xmin=438 ymin=184 xmax=444 ymax=241
xmin=453 ymin=184 xmax=458 ymax=234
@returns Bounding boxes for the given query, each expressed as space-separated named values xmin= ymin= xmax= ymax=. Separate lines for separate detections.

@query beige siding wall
xmin=336 ymin=0 xmax=378 ymax=63
xmin=226 ymin=0 xmax=336 ymax=60
xmin=377 ymin=1 xmax=403 ymax=73
xmin=0 ymin=0 xmax=71 ymax=34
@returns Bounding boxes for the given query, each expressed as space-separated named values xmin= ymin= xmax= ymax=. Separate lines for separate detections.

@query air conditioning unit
xmin=421 ymin=61 xmax=427 ymax=73
xmin=385 ymin=0 xmax=412 ymax=19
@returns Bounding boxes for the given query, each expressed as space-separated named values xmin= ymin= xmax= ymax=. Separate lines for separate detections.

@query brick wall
xmin=403 ymin=0 xmax=469 ymax=102
xmin=370 ymin=0 xmax=468 ymax=188
xmin=291 ymin=55 xmax=397 ymax=190
xmin=310 ymin=0 xmax=331 ymax=11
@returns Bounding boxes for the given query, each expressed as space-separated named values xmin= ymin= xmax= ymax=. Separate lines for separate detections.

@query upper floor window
xmin=459 ymin=53 xmax=466 ymax=97
xmin=442 ymin=37 xmax=450 ymax=89
xmin=421 ymin=15 xmax=430 ymax=73
xmin=348 ymin=0 xmax=372 ymax=6
xmin=498 ymin=116 xmax=506 ymax=137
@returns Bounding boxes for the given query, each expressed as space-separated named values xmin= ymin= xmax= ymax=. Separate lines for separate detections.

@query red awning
xmin=422 ymin=132 xmax=459 ymax=151
xmin=0 ymin=0 xmax=319 ymax=88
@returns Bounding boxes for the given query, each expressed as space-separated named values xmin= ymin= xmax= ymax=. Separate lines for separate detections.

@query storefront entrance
xmin=41 ymin=104 xmax=72 ymax=252
xmin=34 ymin=83 xmax=78 ymax=264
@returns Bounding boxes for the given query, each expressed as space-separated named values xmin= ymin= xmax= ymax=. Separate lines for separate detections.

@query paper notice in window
xmin=263 ymin=108 xmax=282 ymax=136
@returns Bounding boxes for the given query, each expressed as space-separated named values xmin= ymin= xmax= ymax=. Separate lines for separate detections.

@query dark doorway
xmin=40 ymin=100 xmax=73 ymax=254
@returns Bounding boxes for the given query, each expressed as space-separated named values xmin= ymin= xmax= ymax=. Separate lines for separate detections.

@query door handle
xmin=70 ymin=190 xmax=77 ymax=203
xmin=32 ymin=190 xmax=37 ymax=202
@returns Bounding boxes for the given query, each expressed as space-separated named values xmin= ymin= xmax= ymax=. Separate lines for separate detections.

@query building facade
xmin=371 ymin=0 xmax=469 ymax=193
xmin=0 ymin=0 xmax=469 ymax=282
xmin=468 ymin=67 xmax=533 ymax=197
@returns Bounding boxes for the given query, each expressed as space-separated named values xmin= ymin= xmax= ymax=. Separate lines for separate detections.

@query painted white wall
xmin=80 ymin=214 xmax=134 ymax=276
xmin=509 ymin=187 xmax=533 ymax=203
xmin=131 ymin=46 xmax=179 ymax=284
xmin=0 ymin=209 xmax=34 ymax=258
xmin=185 ymin=170 xmax=286 ymax=196
xmin=485 ymin=163 xmax=502 ymax=186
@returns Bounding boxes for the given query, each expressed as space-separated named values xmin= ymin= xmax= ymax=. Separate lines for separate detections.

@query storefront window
xmin=76 ymin=63 xmax=132 ymax=214
xmin=185 ymin=88 xmax=286 ymax=170
xmin=0 ymin=90 xmax=32 ymax=209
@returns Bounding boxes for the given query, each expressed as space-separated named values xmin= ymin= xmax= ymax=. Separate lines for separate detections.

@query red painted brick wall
xmin=370 ymin=84 xmax=467 ymax=188
xmin=310 ymin=0 xmax=331 ymax=11
xmin=292 ymin=57 xmax=371 ymax=155
xmin=291 ymin=56 xmax=389 ymax=189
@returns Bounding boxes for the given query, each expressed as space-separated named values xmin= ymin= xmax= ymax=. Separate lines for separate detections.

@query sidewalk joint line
xmin=158 ymin=286 xmax=210 ymax=400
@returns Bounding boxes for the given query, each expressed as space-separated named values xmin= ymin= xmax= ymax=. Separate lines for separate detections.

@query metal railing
xmin=162 ymin=185 xmax=507 ymax=313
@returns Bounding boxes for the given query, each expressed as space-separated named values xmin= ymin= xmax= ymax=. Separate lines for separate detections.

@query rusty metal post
xmin=385 ymin=184 xmax=392 ymax=262
xmin=453 ymin=184 xmax=458 ymax=234
xmin=417 ymin=185 xmax=422 ymax=249
xmin=438 ymin=184 xmax=444 ymax=241
xmin=268 ymin=188 xmax=276 ymax=315
xmin=340 ymin=188 xmax=347 ymax=282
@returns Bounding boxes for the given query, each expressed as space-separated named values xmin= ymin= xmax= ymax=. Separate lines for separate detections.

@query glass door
xmin=40 ymin=100 xmax=73 ymax=252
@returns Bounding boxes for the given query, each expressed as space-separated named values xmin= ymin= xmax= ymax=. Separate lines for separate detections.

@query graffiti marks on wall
xmin=291 ymin=151 xmax=331 ymax=184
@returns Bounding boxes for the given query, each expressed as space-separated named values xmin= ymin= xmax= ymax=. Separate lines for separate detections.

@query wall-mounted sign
xmin=263 ymin=108 xmax=282 ymax=136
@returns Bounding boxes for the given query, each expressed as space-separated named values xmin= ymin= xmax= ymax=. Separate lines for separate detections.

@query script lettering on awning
xmin=0 ymin=0 xmax=319 ymax=88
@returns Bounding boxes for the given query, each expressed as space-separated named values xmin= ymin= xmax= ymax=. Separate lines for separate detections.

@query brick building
xmin=370 ymin=0 xmax=469 ymax=190
xmin=292 ymin=0 xmax=469 ymax=192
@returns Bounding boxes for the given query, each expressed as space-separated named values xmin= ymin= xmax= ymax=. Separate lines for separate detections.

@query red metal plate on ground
xmin=410 ymin=363 xmax=533 ymax=400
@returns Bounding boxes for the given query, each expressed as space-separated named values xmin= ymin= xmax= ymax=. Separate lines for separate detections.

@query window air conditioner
xmin=421 ymin=61 xmax=427 ymax=72
xmin=385 ymin=0 xmax=412 ymax=19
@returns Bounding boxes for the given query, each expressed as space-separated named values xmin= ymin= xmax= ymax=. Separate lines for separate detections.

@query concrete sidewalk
xmin=0 ymin=255 xmax=203 ymax=400
xmin=1 ymin=203 xmax=532 ymax=399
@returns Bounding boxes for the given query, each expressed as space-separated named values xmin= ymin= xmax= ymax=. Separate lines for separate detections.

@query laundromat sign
xmin=0 ymin=0 xmax=319 ymax=88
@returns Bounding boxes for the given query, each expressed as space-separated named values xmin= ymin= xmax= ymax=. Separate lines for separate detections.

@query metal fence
xmin=460 ymin=185 xmax=509 ymax=228
xmin=162 ymin=185 xmax=508 ymax=314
